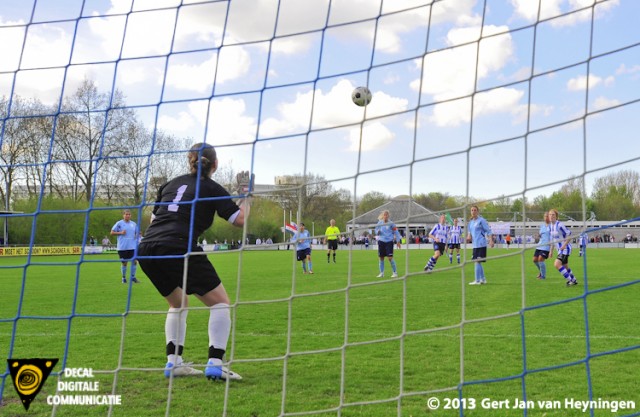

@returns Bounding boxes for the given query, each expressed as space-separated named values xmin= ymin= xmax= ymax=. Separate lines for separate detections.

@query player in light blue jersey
xmin=292 ymin=223 xmax=313 ymax=274
xmin=110 ymin=209 xmax=139 ymax=284
xmin=533 ymin=212 xmax=551 ymax=279
xmin=375 ymin=210 xmax=402 ymax=278
xmin=549 ymin=209 xmax=578 ymax=286
xmin=466 ymin=205 xmax=494 ymax=285
xmin=424 ymin=214 xmax=449 ymax=273
xmin=447 ymin=218 xmax=462 ymax=264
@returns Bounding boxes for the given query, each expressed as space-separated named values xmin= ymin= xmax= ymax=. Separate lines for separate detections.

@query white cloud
xmin=0 ymin=24 xmax=25 ymax=72
xmin=21 ymin=23 xmax=74 ymax=70
xmin=121 ymin=9 xmax=176 ymax=58
xmin=271 ymin=34 xmax=314 ymax=55
xmin=474 ymin=88 xmax=525 ymax=117
xmin=103 ymin=0 xmax=134 ymax=14
xmin=157 ymin=111 xmax=196 ymax=133
xmin=510 ymin=0 xmax=619 ymax=26
xmin=132 ymin=0 xmax=181 ymax=12
xmin=511 ymin=103 xmax=554 ymax=125
xmin=429 ymin=88 xmax=525 ymax=127
xmin=592 ymin=96 xmax=620 ymax=110
xmin=412 ymin=25 xmax=513 ymax=99
xmin=616 ymin=63 xmax=640 ymax=76
xmin=330 ymin=0 xmax=478 ymax=54
xmin=259 ymin=79 xmax=408 ymax=139
xmin=158 ymin=46 xmax=251 ymax=93
xmin=567 ymin=74 xmax=603 ymax=91
xmin=411 ymin=25 xmax=515 ymax=126
xmin=347 ymin=121 xmax=395 ymax=152
xmin=12 ymin=69 xmax=66 ymax=106
xmin=206 ymin=98 xmax=258 ymax=145
xmin=118 ymin=63 xmax=151 ymax=86
xmin=165 ymin=55 xmax=217 ymax=93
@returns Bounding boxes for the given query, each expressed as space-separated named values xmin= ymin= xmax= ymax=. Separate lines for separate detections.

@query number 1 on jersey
xmin=168 ymin=185 xmax=188 ymax=212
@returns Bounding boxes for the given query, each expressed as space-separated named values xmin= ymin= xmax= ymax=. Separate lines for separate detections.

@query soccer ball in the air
xmin=351 ymin=86 xmax=372 ymax=107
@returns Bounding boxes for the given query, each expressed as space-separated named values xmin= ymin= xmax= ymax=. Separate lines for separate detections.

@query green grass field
xmin=1 ymin=247 xmax=639 ymax=417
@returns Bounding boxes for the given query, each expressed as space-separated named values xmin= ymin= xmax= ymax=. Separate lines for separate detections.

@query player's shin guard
xmin=209 ymin=303 xmax=230 ymax=357
xmin=390 ymin=259 xmax=397 ymax=273
xmin=379 ymin=260 xmax=384 ymax=273
xmin=166 ymin=307 xmax=188 ymax=364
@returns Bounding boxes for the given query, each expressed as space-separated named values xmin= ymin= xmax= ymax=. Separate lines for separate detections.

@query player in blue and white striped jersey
xmin=447 ymin=218 xmax=463 ymax=264
xmin=578 ymin=233 xmax=588 ymax=257
xmin=549 ymin=209 xmax=578 ymax=286
xmin=424 ymin=214 xmax=449 ymax=273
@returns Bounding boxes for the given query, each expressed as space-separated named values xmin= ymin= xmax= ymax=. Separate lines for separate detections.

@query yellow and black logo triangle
xmin=7 ymin=358 xmax=58 ymax=411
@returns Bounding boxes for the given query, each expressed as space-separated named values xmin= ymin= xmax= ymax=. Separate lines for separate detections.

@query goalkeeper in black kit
xmin=138 ymin=143 xmax=252 ymax=381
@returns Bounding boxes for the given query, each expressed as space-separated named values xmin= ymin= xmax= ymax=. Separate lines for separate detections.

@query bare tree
xmin=0 ymin=96 xmax=53 ymax=205
xmin=52 ymin=79 xmax=133 ymax=201
xmin=142 ymin=133 xmax=192 ymax=202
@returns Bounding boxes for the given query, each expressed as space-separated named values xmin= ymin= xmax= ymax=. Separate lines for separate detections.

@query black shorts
xmin=378 ymin=241 xmax=395 ymax=258
xmin=137 ymin=241 xmax=221 ymax=297
xmin=327 ymin=240 xmax=338 ymax=250
xmin=448 ymin=243 xmax=460 ymax=250
xmin=556 ymin=253 xmax=570 ymax=265
xmin=433 ymin=242 xmax=446 ymax=254
xmin=533 ymin=249 xmax=550 ymax=259
xmin=472 ymin=247 xmax=487 ymax=263
xmin=297 ymin=248 xmax=311 ymax=261
xmin=118 ymin=249 xmax=135 ymax=261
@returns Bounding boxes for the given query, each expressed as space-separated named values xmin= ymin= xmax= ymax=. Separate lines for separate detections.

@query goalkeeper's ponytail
xmin=188 ymin=143 xmax=217 ymax=177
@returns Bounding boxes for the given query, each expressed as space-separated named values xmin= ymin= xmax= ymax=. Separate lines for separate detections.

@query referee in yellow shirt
xmin=324 ymin=219 xmax=341 ymax=263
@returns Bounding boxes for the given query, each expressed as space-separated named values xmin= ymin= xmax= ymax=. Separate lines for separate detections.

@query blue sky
xmin=1 ymin=0 xmax=639 ymax=203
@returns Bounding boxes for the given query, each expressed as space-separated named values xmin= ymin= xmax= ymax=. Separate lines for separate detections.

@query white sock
xmin=166 ymin=307 xmax=188 ymax=364
xmin=209 ymin=303 xmax=230 ymax=355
